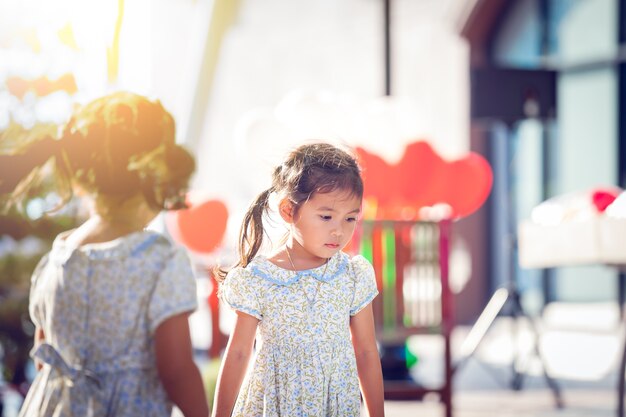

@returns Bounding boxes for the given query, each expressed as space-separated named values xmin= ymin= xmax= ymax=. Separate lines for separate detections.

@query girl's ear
xmin=278 ymin=198 xmax=295 ymax=223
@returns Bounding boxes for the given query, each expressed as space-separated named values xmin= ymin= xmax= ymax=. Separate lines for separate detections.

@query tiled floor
xmin=3 ymin=303 xmax=624 ymax=417
xmin=383 ymin=389 xmax=617 ymax=417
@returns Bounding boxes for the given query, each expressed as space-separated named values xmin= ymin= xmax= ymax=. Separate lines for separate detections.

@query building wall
xmin=488 ymin=0 xmax=620 ymax=303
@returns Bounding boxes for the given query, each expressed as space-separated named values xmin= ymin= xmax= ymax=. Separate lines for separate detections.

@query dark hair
xmin=215 ymin=142 xmax=363 ymax=282
xmin=0 ymin=91 xmax=195 ymax=212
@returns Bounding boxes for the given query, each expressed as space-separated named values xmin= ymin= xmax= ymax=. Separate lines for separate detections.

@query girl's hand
xmin=34 ymin=325 xmax=45 ymax=371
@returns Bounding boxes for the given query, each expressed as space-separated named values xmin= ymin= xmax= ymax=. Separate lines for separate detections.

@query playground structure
xmin=359 ymin=219 xmax=454 ymax=417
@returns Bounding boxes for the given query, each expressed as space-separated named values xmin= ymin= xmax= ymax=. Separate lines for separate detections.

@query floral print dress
xmin=221 ymin=251 xmax=379 ymax=417
xmin=19 ymin=230 xmax=198 ymax=417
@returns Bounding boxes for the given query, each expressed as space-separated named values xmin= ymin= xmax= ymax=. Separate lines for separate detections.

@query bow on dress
xmin=31 ymin=342 xmax=104 ymax=415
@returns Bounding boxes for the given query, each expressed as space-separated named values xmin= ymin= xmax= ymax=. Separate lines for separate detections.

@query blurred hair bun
xmin=1 ymin=91 xmax=195 ymax=212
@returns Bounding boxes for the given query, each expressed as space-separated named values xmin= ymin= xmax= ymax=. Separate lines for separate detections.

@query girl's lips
xmin=325 ymin=243 xmax=340 ymax=249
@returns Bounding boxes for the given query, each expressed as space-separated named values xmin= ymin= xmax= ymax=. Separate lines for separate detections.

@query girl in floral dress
xmin=2 ymin=92 xmax=209 ymax=417
xmin=212 ymin=143 xmax=385 ymax=417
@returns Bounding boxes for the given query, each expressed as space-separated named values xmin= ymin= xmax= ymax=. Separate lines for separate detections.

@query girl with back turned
xmin=2 ymin=92 xmax=209 ymax=417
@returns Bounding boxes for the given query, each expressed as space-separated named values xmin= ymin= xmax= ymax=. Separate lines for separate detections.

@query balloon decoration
xmin=7 ymin=74 xmax=78 ymax=100
xmin=357 ymin=141 xmax=493 ymax=220
xmin=165 ymin=195 xmax=229 ymax=254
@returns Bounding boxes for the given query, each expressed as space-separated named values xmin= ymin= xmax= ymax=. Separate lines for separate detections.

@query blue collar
xmin=50 ymin=230 xmax=166 ymax=264
xmin=249 ymin=252 xmax=349 ymax=286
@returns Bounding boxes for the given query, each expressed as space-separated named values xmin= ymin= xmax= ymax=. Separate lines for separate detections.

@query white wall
xmin=188 ymin=0 xmax=470 ymax=261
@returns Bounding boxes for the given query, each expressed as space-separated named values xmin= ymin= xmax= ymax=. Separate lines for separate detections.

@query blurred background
xmin=1 ymin=0 xmax=625 ymax=416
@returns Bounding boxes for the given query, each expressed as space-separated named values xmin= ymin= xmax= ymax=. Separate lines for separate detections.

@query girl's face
xmin=284 ymin=189 xmax=361 ymax=263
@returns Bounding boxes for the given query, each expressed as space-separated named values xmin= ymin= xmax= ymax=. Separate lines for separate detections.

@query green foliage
xmin=0 ymin=209 xmax=80 ymax=384
xmin=0 ymin=208 xmax=77 ymax=241
xmin=0 ymin=209 xmax=79 ymax=289
xmin=0 ymin=252 xmax=42 ymax=290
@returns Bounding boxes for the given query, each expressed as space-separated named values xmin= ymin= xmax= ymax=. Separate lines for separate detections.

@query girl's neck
xmin=281 ymin=238 xmax=328 ymax=270
xmin=67 ymin=194 xmax=158 ymax=246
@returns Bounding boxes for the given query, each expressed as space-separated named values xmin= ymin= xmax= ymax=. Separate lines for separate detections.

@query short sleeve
xmin=221 ymin=267 xmax=263 ymax=320
xmin=349 ymin=255 xmax=379 ymax=316
xmin=148 ymin=247 xmax=198 ymax=333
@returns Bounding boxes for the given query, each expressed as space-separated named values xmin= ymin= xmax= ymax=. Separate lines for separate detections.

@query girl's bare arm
xmin=155 ymin=312 xmax=210 ymax=417
xmin=350 ymin=304 xmax=385 ymax=417
xmin=211 ymin=311 xmax=259 ymax=417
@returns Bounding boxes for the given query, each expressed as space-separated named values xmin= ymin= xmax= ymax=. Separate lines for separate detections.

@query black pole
xmin=616 ymin=1 xmax=626 ymax=415
xmin=384 ymin=0 xmax=391 ymax=96
xmin=538 ymin=0 xmax=554 ymax=307
xmin=618 ymin=0 xmax=626 ymax=320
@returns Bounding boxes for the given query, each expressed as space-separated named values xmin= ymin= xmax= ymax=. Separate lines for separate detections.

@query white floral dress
xmin=18 ymin=230 xmax=198 ymax=417
xmin=221 ymin=251 xmax=379 ymax=417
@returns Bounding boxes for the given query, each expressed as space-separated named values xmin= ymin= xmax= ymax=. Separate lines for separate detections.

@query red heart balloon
xmin=357 ymin=141 xmax=493 ymax=220
xmin=166 ymin=197 xmax=228 ymax=254
xmin=439 ymin=153 xmax=493 ymax=218
xmin=397 ymin=141 xmax=445 ymax=209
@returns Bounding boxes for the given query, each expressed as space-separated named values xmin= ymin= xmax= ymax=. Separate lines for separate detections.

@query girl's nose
xmin=331 ymin=227 xmax=343 ymax=237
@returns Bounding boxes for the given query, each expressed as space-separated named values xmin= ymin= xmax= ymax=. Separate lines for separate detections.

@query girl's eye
xmin=346 ymin=217 xmax=357 ymax=222
xmin=319 ymin=215 xmax=332 ymax=221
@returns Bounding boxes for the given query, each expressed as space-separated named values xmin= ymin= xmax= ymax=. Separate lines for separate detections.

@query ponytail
xmin=214 ymin=187 xmax=272 ymax=283
xmin=239 ymin=188 xmax=272 ymax=267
